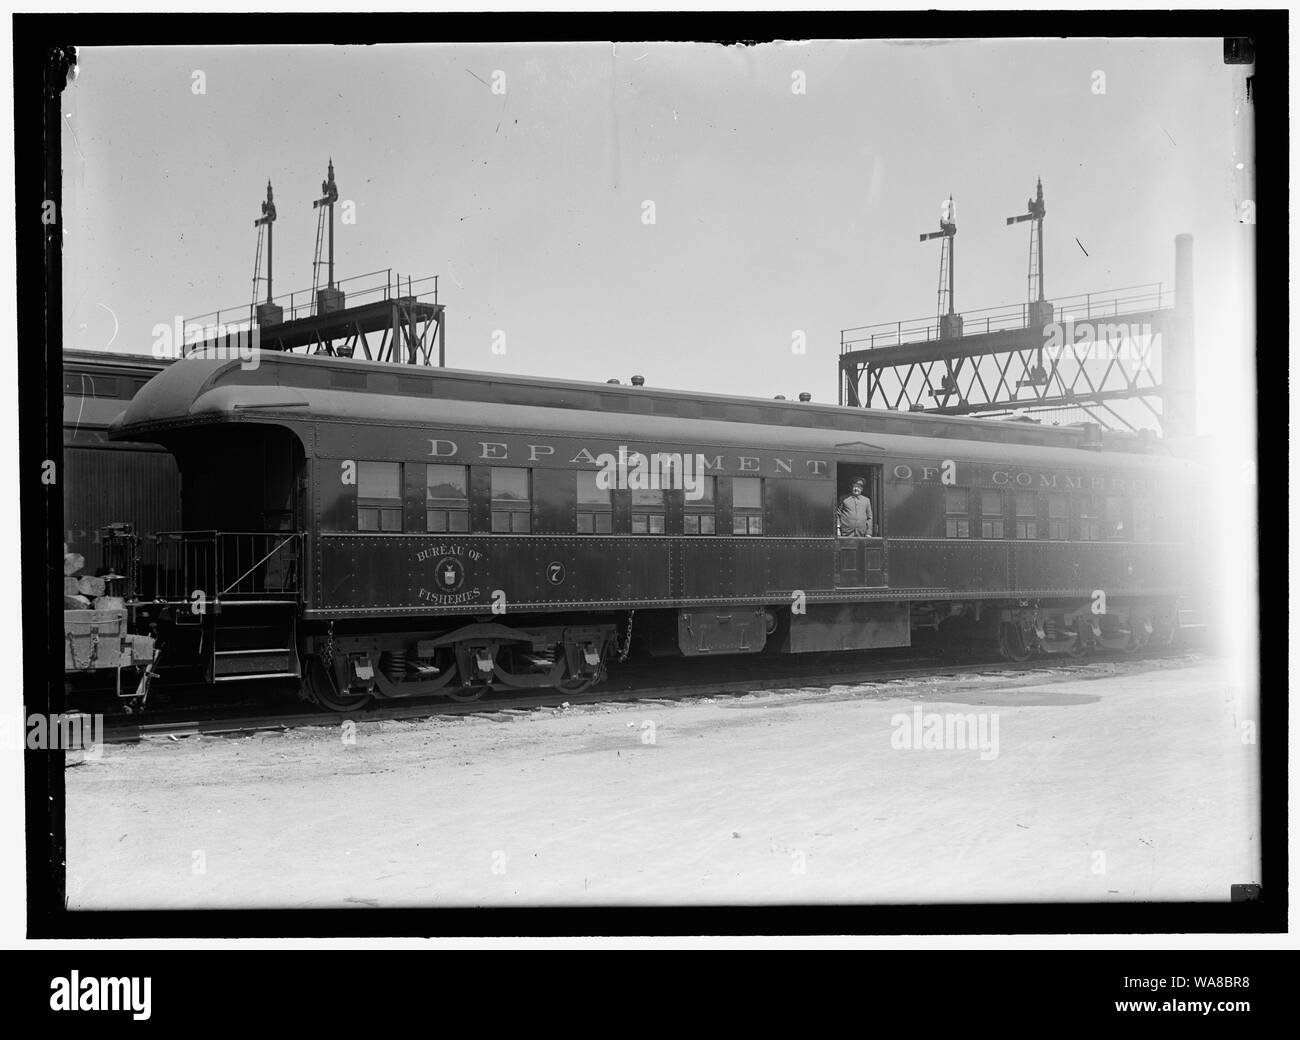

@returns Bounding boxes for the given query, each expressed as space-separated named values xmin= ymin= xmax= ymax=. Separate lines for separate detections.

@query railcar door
xmin=834 ymin=462 xmax=887 ymax=589
xmin=836 ymin=536 xmax=886 ymax=588
xmin=257 ymin=427 xmax=305 ymax=593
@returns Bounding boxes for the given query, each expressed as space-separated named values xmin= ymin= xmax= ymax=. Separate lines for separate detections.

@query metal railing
xmin=182 ymin=269 xmax=439 ymax=347
xmin=841 ymin=283 xmax=1167 ymax=353
xmin=151 ymin=531 xmax=304 ymax=602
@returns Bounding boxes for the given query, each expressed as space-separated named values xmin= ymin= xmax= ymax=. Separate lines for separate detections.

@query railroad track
xmin=97 ymin=647 xmax=1208 ymax=745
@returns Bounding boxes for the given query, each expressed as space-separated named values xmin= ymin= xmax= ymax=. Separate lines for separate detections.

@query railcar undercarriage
xmin=300 ymin=617 xmax=621 ymax=711
xmin=925 ymin=597 xmax=1186 ymax=662
xmin=128 ymin=594 xmax=1194 ymax=714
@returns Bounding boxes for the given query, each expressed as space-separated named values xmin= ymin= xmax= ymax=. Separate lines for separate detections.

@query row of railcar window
xmin=333 ymin=461 xmax=773 ymax=537
xmin=329 ymin=460 xmax=1169 ymax=542
xmin=937 ymin=487 xmax=1157 ymax=541
xmin=914 ymin=485 xmax=1170 ymax=542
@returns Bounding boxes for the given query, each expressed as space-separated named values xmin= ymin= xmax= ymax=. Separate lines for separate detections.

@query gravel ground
xmin=65 ymin=654 xmax=1258 ymax=908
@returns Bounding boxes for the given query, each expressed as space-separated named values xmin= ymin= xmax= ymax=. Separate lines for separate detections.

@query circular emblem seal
xmin=434 ymin=556 xmax=466 ymax=593
xmin=546 ymin=561 xmax=566 ymax=586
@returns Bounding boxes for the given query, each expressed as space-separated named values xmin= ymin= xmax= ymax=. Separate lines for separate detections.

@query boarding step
xmin=213 ymin=647 xmax=297 ymax=678
xmin=215 ymin=647 xmax=292 ymax=655
xmin=207 ymin=606 xmax=299 ymax=680
xmin=213 ymin=622 xmax=293 ymax=651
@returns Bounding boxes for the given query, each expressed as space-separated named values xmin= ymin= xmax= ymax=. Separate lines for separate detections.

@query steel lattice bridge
xmin=838 ymin=253 xmax=1194 ymax=437
xmin=183 ymin=268 xmax=446 ymax=367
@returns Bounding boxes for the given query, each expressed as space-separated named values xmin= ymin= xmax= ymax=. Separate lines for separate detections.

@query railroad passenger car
xmin=111 ymin=351 xmax=1200 ymax=710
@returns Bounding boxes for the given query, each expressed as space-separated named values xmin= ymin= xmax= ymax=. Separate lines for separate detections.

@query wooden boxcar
xmin=64 ymin=349 xmax=180 ymax=577
xmin=63 ymin=350 xmax=177 ymax=690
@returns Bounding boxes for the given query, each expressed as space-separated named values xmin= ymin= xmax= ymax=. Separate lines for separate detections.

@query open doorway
xmin=836 ymin=463 xmax=882 ymax=538
xmin=835 ymin=461 xmax=885 ymax=588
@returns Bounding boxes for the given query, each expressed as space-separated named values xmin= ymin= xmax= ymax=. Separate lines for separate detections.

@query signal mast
xmin=920 ymin=196 xmax=963 ymax=402
xmin=1006 ymin=178 xmax=1052 ymax=385
xmin=1006 ymin=177 xmax=1051 ymax=325
xmin=252 ymin=180 xmax=282 ymax=327
xmin=312 ymin=158 xmax=344 ymax=314
xmin=919 ymin=196 xmax=963 ymax=341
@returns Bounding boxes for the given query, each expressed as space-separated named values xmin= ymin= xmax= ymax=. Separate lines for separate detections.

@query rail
xmin=181 ymin=269 xmax=439 ymax=346
xmin=151 ymin=531 xmax=304 ymax=602
xmin=840 ymin=283 xmax=1167 ymax=353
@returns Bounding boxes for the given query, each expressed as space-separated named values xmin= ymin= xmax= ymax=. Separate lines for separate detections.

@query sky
xmin=61 ymin=38 xmax=1253 ymax=434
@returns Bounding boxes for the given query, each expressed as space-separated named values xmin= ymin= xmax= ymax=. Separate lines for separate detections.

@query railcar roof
xmin=65 ymin=396 xmax=131 ymax=431
xmin=65 ymin=350 xmax=174 ymax=432
xmin=64 ymin=349 xmax=172 ymax=377
xmin=113 ymin=352 xmax=1177 ymax=470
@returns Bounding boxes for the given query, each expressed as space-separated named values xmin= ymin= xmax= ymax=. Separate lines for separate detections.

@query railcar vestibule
xmin=167 ymin=424 xmax=305 ymax=533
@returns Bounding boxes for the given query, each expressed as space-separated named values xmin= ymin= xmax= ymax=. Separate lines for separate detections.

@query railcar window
xmin=576 ymin=471 xmax=613 ymax=534
xmin=63 ymin=374 xmax=121 ymax=398
xmin=944 ymin=488 xmax=969 ymax=538
xmin=1132 ymin=495 xmax=1152 ymax=542
xmin=683 ymin=476 xmax=717 ymax=535
xmin=980 ymin=490 xmax=1004 ymax=539
xmin=1015 ymin=491 xmax=1038 ymax=539
xmin=733 ymin=477 xmax=763 ymax=535
xmin=631 ymin=486 xmax=666 ymax=535
xmin=1146 ymin=492 xmax=1180 ymax=542
xmin=1047 ymin=493 xmax=1069 ymax=540
xmin=426 ymin=464 xmax=470 ymax=533
xmin=1104 ymin=495 xmax=1129 ymax=540
xmin=357 ymin=461 xmax=403 ymax=532
xmin=491 ymin=467 xmax=532 ymax=533
xmin=1076 ymin=495 xmax=1101 ymax=542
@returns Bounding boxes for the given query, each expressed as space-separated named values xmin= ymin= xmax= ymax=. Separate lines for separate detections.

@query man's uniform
xmin=838 ymin=484 xmax=874 ymax=537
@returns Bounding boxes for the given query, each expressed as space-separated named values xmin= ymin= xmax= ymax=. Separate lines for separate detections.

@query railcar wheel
xmin=1123 ymin=624 xmax=1152 ymax=654
xmin=555 ymin=672 xmax=597 ymax=695
xmin=305 ymin=655 xmax=372 ymax=713
xmin=1155 ymin=613 xmax=1182 ymax=649
xmin=554 ymin=639 xmax=608 ymax=694
xmin=446 ymin=682 xmax=488 ymax=703
xmin=447 ymin=645 xmax=494 ymax=702
xmin=997 ymin=622 xmax=1033 ymax=662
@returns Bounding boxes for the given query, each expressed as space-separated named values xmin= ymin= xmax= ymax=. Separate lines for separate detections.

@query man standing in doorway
xmin=838 ymin=478 xmax=874 ymax=537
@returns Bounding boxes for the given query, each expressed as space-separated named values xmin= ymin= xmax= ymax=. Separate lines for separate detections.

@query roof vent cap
xmin=798 ymin=392 xmax=812 ymax=402
xmin=630 ymin=375 xmax=645 ymax=387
